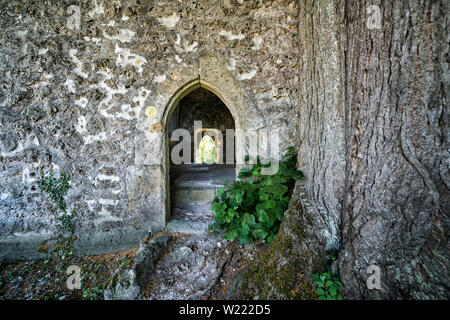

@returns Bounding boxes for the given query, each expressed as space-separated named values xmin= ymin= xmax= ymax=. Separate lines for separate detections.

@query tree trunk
xmin=339 ymin=0 xmax=449 ymax=299
xmin=234 ymin=0 xmax=449 ymax=300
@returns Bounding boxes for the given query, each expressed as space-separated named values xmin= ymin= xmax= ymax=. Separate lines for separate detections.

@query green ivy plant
xmin=82 ymin=286 xmax=103 ymax=300
xmin=210 ymin=147 xmax=303 ymax=244
xmin=313 ymin=255 xmax=343 ymax=300
xmin=38 ymin=168 xmax=70 ymax=212
xmin=38 ymin=168 xmax=77 ymax=260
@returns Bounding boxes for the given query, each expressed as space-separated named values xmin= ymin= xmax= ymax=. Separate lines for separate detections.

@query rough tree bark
xmin=239 ymin=0 xmax=448 ymax=300
xmin=339 ymin=0 xmax=449 ymax=299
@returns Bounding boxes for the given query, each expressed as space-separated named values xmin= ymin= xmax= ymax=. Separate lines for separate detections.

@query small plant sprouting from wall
xmin=38 ymin=168 xmax=77 ymax=260
xmin=210 ymin=147 xmax=303 ymax=244
xmin=38 ymin=168 xmax=70 ymax=212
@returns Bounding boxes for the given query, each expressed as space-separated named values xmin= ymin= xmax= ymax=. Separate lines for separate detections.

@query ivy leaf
xmin=227 ymin=208 xmax=238 ymax=217
xmin=225 ymin=230 xmax=238 ymax=241
xmin=274 ymin=206 xmax=284 ymax=220
xmin=329 ymin=288 xmax=337 ymax=297
xmin=266 ymin=200 xmax=276 ymax=209
xmin=259 ymin=193 xmax=269 ymax=201
xmin=237 ymin=168 xmax=252 ymax=179
xmin=266 ymin=233 xmax=275 ymax=244
xmin=209 ymin=147 xmax=298 ymax=245
xmin=254 ymin=228 xmax=268 ymax=240
xmin=217 ymin=188 xmax=225 ymax=198
xmin=258 ymin=210 xmax=268 ymax=222
xmin=240 ymin=224 xmax=250 ymax=236
xmin=239 ymin=234 xmax=252 ymax=244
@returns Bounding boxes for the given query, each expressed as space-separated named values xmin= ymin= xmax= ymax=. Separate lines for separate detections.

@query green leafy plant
xmin=38 ymin=168 xmax=71 ymax=212
xmin=313 ymin=255 xmax=343 ymax=300
xmin=82 ymin=286 xmax=103 ymax=300
xmin=210 ymin=147 xmax=303 ymax=244
xmin=38 ymin=168 xmax=77 ymax=260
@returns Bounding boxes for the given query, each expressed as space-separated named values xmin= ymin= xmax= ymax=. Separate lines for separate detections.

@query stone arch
xmin=134 ymin=55 xmax=265 ymax=167
xmin=162 ymin=78 xmax=243 ymax=133
xmin=129 ymin=55 xmax=264 ymax=231
xmin=162 ymin=79 xmax=243 ymax=226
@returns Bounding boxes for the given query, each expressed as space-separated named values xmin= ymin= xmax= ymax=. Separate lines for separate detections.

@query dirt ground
xmin=0 ymin=247 xmax=138 ymax=300
xmin=0 ymin=237 xmax=266 ymax=300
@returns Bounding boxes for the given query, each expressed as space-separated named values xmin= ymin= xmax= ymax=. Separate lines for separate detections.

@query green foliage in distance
xmin=200 ymin=135 xmax=216 ymax=164
xmin=210 ymin=147 xmax=304 ymax=244
xmin=313 ymin=255 xmax=343 ymax=300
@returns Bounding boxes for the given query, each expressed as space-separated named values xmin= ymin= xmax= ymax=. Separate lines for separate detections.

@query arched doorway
xmin=130 ymin=56 xmax=265 ymax=233
xmin=166 ymin=87 xmax=236 ymax=233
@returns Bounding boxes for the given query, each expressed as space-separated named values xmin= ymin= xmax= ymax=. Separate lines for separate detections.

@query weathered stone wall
xmin=2 ymin=0 xmax=446 ymax=300
xmin=0 ymin=0 xmax=300 ymax=260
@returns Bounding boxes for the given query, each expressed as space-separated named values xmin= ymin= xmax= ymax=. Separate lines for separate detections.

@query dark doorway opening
xmin=166 ymin=87 xmax=236 ymax=232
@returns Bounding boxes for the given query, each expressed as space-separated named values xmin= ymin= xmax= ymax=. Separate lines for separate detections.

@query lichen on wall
xmin=0 ymin=0 xmax=300 ymax=260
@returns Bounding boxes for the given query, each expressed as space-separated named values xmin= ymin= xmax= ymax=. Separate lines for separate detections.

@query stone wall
xmin=2 ymin=0 xmax=446 ymax=300
xmin=0 ymin=0 xmax=300 ymax=260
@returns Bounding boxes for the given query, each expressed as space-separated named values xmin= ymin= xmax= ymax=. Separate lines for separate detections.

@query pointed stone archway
xmin=128 ymin=55 xmax=265 ymax=232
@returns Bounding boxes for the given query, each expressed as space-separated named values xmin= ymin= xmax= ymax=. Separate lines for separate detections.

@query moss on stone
xmin=237 ymin=221 xmax=318 ymax=300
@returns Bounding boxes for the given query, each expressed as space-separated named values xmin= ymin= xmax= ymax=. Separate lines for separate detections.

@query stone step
xmin=170 ymin=165 xmax=235 ymax=191
xmin=171 ymin=201 xmax=215 ymax=224
xmin=172 ymin=180 xmax=229 ymax=190
xmin=165 ymin=219 xmax=212 ymax=235
xmin=173 ymin=189 xmax=218 ymax=202
xmin=172 ymin=200 xmax=213 ymax=215
xmin=171 ymin=210 xmax=214 ymax=222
